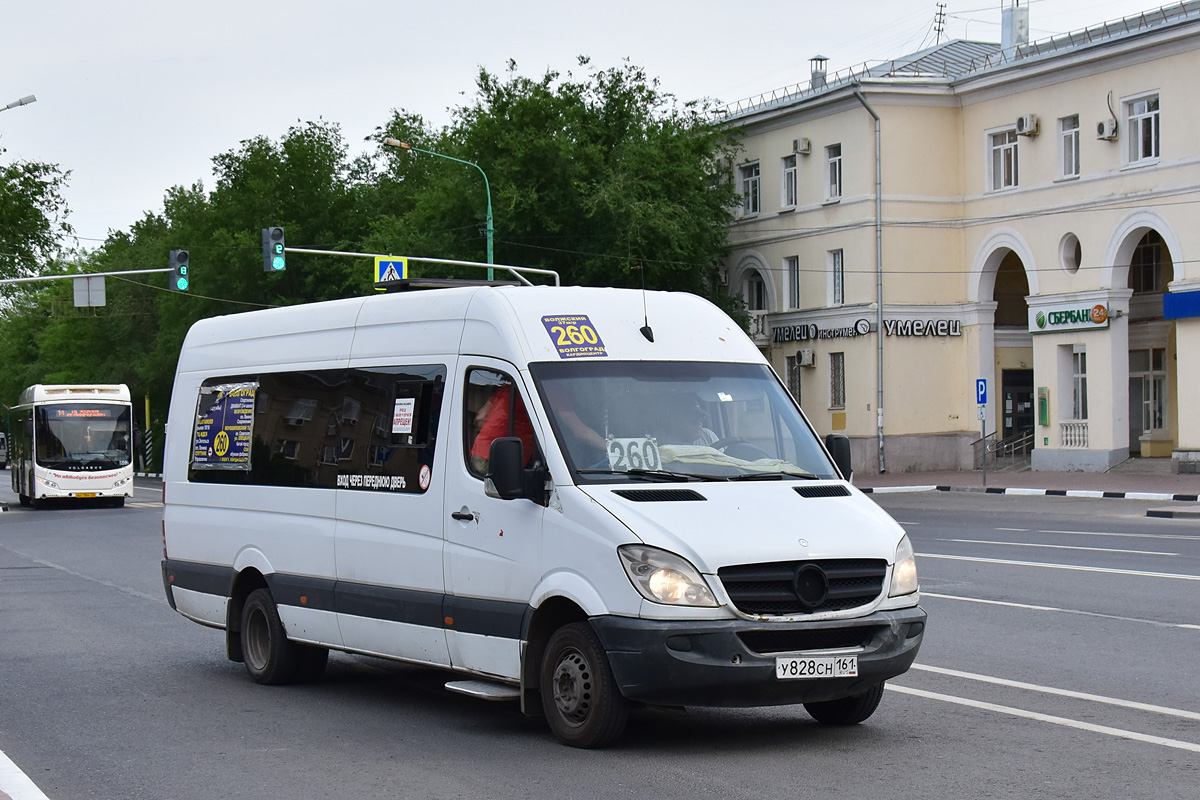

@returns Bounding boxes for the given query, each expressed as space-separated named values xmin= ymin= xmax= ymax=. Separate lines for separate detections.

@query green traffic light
xmin=176 ymin=276 xmax=189 ymax=291
xmin=272 ymin=255 xmax=285 ymax=270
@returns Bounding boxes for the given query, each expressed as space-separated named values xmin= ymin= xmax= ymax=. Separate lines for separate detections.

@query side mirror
xmin=486 ymin=437 xmax=526 ymax=500
xmin=825 ymin=433 xmax=853 ymax=481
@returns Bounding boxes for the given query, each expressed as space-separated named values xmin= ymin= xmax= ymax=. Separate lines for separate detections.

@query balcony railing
xmin=747 ymin=311 xmax=769 ymax=345
xmin=1060 ymin=421 xmax=1090 ymax=448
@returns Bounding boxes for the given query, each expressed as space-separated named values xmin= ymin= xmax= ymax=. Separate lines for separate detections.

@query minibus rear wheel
xmin=803 ymin=682 xmax=885 ymax=724
xmin=540 ymin=622 xmax=629 ymax=748
xmin=241 ymin=588 xmax=300 ymax=685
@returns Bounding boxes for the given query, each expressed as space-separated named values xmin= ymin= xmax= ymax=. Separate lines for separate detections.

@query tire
xmin=109 ymin=497 xmax=125 ymax=508
xmin=240 ymin=588 xmax=301 ymax=685
xmin=18 ymin=493 xmax=29 ymax=507
xmin=804 ymin=682 xmax=885 ymax=725
xmin=540 ymin=622 xmax=629 ymax=748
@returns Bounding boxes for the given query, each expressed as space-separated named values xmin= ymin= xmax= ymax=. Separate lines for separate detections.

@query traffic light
xmin=169 ymin=250 xmax=190 ymax=292
xmin=262 ymin=227 xmax=286 ymax=272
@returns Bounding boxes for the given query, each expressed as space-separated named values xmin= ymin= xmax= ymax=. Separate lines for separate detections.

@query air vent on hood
xmin=794 ymin=484 xmax=851 ymax=499
xmin=612 ymin=489 xmax=707 ymax=502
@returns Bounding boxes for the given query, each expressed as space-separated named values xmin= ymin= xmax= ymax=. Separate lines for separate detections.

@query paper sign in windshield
xmin=542 ymin=314 xmax=607 ymax=359
xmin=192 ymin=383 xmax=257 ymax=470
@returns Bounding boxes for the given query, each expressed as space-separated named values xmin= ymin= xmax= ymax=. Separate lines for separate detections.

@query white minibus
xmin=11 ymin=384 xmax=135 ymax=507
xmin=162 ymin=282 xmax=924 ymax=747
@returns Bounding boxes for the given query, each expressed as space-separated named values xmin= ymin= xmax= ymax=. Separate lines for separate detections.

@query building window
xmin=1072 ymin=349 xmax=1088 ymax=421
xmin=785 ymin=256 xmax=800 ymax=309
xmin=1060 ymin=115 xmax=1079 ymax=178
xmin=829 ymin=352 xmax=846 ymax=409
xmin=1127 ymin=94 xmax=1160 ymax=163
xmin=1130 ymin=230 xmax=1164 ymax=293
xmin=782 ymin=155 xmax=797 ymax=208
xmin=825 ymin=144 xmax=842 ymax=200
xmin=989 ymin=129 xmax=1018 ymax=191
xmin=785 ymin=354 xmax=802 ymax=405
xmin=745 ymin=272 xmax=766 ymax=311
xmin=739 ymin=162 xmax=760 ymax=215
xmin=830 ymin=249 xmax=844 ymax=306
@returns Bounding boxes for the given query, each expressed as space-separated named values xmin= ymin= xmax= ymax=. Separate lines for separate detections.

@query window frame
xmin=988 ymin=128 xmax=1019 ymax=192
xmin=739 ymin=161 xmax=761 ymax=216
xmin=825 ymin=144 xmax=842 ymax=201
xmin=785 ymin=256 xmax=800 ymax=310
xmin=829 ymin=249 xmax=844 ymax=307
xmin=1125 ymin=92 xmax=1160 ymax=165
xmin=781 ymin=154 xmax=797 ymax=208
xmin=1059 ymin=115 xmax=1080 ymax=179
xmin=1072 ymin=349 xmax=1088 ymax=421
xmin=829 ymin=352 xmax=846 ymax=410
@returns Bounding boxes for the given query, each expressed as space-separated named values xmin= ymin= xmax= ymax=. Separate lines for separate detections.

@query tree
xmin=370 ymin=58 xmax=741 ymax=306
xmin=0 ymin=150 xmax=71 ymax=283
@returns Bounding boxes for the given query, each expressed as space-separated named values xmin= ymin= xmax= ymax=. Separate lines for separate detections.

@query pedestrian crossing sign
xmin=375 ymin=257 xmax=408 ymax=285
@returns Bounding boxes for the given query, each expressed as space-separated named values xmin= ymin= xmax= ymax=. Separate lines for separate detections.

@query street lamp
xmin=384 ymin=137 xmax=494 ymax=280
xmin=1 ymin=95 xmax=37 ymax=113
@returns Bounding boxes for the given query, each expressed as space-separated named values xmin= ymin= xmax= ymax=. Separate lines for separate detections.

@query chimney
xmin=810 ymin=55 xmax=829 ymax=89
xmin=1001 ymin=1 xmax=1029 ymax=59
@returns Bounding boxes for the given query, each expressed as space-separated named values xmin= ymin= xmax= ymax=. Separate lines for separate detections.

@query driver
xmin=662 ymin=397 xmax=718 ymax=447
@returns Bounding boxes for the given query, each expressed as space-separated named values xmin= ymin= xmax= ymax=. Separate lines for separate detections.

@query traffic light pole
xmin=0 ymin=268 xmax=172 ymax=286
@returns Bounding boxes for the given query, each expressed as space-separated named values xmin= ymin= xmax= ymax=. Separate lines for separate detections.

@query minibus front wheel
xmin=540 ymin=622 xmax=629 ymax=748
xmin=803 ymin=681 xmax=885 ymax=724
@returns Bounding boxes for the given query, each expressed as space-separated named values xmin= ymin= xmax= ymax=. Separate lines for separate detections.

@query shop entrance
xmin=1001 ymin=369 xmax=1034 ymax=440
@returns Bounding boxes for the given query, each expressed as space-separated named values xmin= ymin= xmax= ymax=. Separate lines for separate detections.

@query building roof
xmin=720 ymin=0 xmax=1200 ymax=120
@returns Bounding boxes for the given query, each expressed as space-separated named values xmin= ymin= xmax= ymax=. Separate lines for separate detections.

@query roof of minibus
xmin=177 ymin=285 xmax=764 ymax=374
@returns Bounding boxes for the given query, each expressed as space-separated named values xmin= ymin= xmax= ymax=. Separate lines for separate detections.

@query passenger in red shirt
xmin=469 ymin=384 xmax=535 ymax=475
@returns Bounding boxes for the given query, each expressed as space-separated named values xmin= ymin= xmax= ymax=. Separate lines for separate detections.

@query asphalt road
xmin=0 ymin=479 xmax=1197 ymax=799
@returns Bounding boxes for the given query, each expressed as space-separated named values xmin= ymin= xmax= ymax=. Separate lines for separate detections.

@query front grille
xmin=718 ymin=559 xmax=887 ymax=615
xmin=738 ymin=626 xmax=883 ymax=655
xmin=794 ymin=484 xmax=851 ymax=498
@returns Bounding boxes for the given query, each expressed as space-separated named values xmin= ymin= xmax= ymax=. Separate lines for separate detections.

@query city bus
xmin=10 ymin=384 xmax=135 ymax=508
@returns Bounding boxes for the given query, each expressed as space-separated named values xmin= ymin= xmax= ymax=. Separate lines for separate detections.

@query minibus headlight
xmin=618 ymin=545 xmax=717 ymax=607
xmin=888 ymin=534 xmax=919 ymax=597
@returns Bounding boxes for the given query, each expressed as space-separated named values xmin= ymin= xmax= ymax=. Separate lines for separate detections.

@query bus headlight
xmin=37 ymin=477 xmax=59 ymax=490
xmin=618 ymin=545 xmax=717 ymax=607
xmin=888 ymin=534 xmax=919 ymax=597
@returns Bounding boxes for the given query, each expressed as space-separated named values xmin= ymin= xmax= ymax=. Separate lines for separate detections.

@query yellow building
xmin=723 ymin=1 xmax=1200 ymax=474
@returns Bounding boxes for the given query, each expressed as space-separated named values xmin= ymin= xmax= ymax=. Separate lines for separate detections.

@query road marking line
xmin=0 ymin=544 xmax=162 ymax=603
xmin=940 ymin=539 xmax=1177 ymax=556
xmin=995 ymin=527 xmax=1029 ymax=532
xmin=887 ymin=685 xmax=1200 ymax=753
xmin=910 ymin=664 xmax=1200 ymax=721
xmin=0 ymin=748 xmax=50 ymax=800
xmin=1039 ymin=529 xmax=1200 ymax=542
xmin=922 ymin=591 xmax=1200 ymax=630
xmin=916 ymin=552 xmax=1200 ymax=581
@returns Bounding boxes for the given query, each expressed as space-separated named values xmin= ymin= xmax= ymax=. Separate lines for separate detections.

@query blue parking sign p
xmin=976 ymin=379 xmax=988 ymax=405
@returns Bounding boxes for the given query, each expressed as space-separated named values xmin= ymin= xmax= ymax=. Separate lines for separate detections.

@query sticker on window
xmin=392 ymin=397 xmax=416 ymax=434
xmin=542 ymin=314 xmax=607 ymax=359
xmin=192 ymin=382 xmax=258 ymax=470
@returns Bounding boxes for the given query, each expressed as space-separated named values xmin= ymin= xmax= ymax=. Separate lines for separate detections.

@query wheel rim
xmin=550 ymin=647 xmax=593 ymax=725
xmin=244 ymin=605 xmax=270 ymax=671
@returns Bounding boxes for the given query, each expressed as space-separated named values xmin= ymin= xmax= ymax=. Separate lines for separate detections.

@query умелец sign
xmin=1028 ymin=303 xmax=1109 ymax=334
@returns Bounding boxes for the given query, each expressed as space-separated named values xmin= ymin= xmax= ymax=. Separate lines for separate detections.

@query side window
xmin=188 ymin=365 xmax=446 ymax=493
xmin=464 ymin=368 xmax=537 ymax=479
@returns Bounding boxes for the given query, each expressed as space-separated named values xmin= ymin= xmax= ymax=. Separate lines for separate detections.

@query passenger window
xmin=464 ymin=369 xmax=537 ymax=479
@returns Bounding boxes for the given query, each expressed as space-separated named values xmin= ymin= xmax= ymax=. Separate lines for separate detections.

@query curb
xmin=860 ymin=485 xmax=1200 ymax=503
xmin=134 ymin=473 xmax=162 ymax=479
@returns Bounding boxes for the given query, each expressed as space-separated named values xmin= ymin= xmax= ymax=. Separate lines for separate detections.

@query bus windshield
xmin=34 ymin=404 xmax=133 ymax=470
xmin=531 ymin=361 xmax=839 ymax=482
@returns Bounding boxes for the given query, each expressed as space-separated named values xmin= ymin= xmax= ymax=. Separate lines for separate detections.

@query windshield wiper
xmin=577 ymin=468 xmax=721 ymax=482
xmin=727 ymin=471 xmax=818 ymax=481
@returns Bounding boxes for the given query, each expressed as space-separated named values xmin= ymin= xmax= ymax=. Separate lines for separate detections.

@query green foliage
xmin=0 ymin=60 xmax=740 ymax=423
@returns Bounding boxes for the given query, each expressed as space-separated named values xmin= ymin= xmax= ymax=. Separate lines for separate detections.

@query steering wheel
xmin=714 ymin=438 xmax=771 ymax=461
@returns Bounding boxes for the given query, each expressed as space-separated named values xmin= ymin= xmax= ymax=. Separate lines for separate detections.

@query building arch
xmin=1101 ymin=209 xmax=1182 ymax=289
xmin=969 ymin=227 xmax=1040 ymax=303
xmin=728 ymin=251 xmax=778 ymax=312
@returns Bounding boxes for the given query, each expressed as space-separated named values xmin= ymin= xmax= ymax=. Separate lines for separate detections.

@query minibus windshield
xmin=531 ymin=361 xmax=839 ymax=482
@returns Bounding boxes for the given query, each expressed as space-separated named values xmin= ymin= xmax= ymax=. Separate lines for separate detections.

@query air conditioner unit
xmin=792 ymin=137 xmax=812 ymax=155
xmin=1016 ymin=114 xmax=1039 ymax=136
xmin=1096 ymin=118 xmax=1118 ymax=140
xmin=797 ymin=348 xmax=816 ymax=367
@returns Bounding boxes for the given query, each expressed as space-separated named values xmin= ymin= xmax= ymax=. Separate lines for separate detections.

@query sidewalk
xmin=853 ymin=457 xmax=1200 ymax=510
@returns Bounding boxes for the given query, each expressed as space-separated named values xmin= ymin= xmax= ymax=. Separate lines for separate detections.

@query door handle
xmin=451 ymin=509 xmax=477 ymax=522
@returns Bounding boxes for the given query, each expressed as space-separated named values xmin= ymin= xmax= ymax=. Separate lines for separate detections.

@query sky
xmin=0 ymin=0 xmax=1174 ymax=247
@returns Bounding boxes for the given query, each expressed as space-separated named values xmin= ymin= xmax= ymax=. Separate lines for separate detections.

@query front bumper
xmin=591 ymin=605 xmax=926 ymax=707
